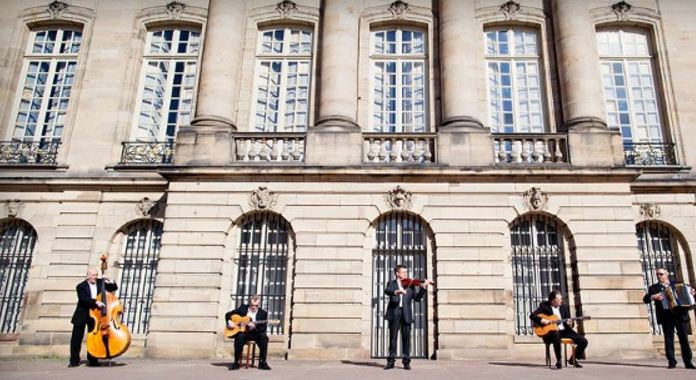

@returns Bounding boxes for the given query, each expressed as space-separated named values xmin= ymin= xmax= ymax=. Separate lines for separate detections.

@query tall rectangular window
xmin=253 ymin=27 xmax=313 ymax=132
xmin=133 ymin=28 xmax=200 ymax=141
xmin=12 ymin=28 xmax=82 ymax=142
xmin=371 ymin=29 xmax=427 ymax=133
xmin=597 ymin=29 xmax=663 ymax=145
xmin=485 ymin=28 xmax=545 ymax=133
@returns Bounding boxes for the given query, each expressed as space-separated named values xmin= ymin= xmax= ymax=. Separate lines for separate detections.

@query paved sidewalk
xmin=1 ymin=358 xmax=695 ymax=380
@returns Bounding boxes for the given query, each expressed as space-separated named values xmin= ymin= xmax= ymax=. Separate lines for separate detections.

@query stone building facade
xmin=0 ymin=0 xmax=694 ymax=361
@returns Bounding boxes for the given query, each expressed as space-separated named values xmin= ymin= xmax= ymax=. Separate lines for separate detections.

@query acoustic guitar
xmin=533 ymin=313 xmax=591 ymax=337
xmin=224 ymin=314 xmax=281 ymax=338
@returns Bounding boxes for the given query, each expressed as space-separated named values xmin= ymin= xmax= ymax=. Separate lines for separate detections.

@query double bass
xmin=86 ymin=254 xmax=131 ymax=361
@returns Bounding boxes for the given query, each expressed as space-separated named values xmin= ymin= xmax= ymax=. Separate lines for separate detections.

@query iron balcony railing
xmin=120 ymin=141 xmax=175 ymax=166
xmin=493 ymin=133 xmax=569 ymax=165
xmin=623 ymin=142 xmax=677 ymax=166
xmin=0 ymin=140 xmax=61 ymax=166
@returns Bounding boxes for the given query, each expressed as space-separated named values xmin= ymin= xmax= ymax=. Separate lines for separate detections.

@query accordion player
xmin=662 ymin=283 xmax=696 ymax=310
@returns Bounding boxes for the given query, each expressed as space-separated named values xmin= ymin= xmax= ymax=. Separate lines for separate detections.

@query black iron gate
xmin=118 ymin=219 xmax=162 ymax=335
xmin=233 ymin=212 xmax=290 ymax=335
xmin=0 ymin=219 xmax=36 ymax=334
xmin=511 ymin=214 xmax=568 ymax=335
xmin=372 ymin=212 xmax=428 ymax=358
xmin=637 ymin=221 xmax=683 ymax=335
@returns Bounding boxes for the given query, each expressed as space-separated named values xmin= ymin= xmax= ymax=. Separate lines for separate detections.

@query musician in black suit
xmin=225 ymin=295 xmax=271 ymax=370
xmin=643 ymin=267 xmax=696 ymax=369
xmin=530 ymin=290 xmax=588 ymax=369
xmin=383 ymin=264 xmax=432 ymax=370
xmin=69 ymin=267 xmax=118 ymax=367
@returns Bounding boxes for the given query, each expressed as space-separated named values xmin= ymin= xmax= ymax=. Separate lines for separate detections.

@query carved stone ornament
xmin=522 ymin=187 xmax=548 ymax=211
xmin=249 ymin=186 xmax=278 ymax=210
xmin=165 ymin=1 xmax=187 ymax=19
xmin=611 ymin=1 xmax=632 ymax=21
xmin=5 ymin=200 xmax=22 ymax=218
xmin=136 ymin=197 xmax=158 ymax=217
xmin=639 ymin=203 xmax=661 ymax=219
xmin=276 ymin=0 xmax=297 ymax=18
xmin=47 ymin=0 xmax=70 ymax=19
xmin=386 ymin=186 xmax=413 ymax=211
xmin=500 ymin=0 xmax=521 ymax=21
xmin=389 ymin=1 xmax=409 ymax=19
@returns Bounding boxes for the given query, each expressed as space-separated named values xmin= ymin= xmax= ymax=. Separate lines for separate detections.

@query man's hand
xmin=567 ymin=320 xmax=575 ymax=328
xmin=652 ymin=293 xmax=664 ymax=301
xmin=96 ymin=301 xmax=105 ymax=308
xmin=394 ymin=289 xmax=406 ymax=296
xmin=690 ymin=287 xmax=695 ymax=296
xmin=227 ymin=321 xmax=236 ymax=329
xmin=247 ymin=322 xmax=256 ymax=330
xmin=540 ymin=318 xmax=551 ymax=326
xmin=421 ymin=279 xmax=433 ymax=289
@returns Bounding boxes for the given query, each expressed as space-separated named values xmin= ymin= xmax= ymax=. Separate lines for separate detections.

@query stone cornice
xmin=0 ymin=176 xmax=168 ymax=192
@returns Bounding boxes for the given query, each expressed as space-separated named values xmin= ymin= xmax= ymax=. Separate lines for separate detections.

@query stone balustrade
xmin=234 ymin=133 xmax=305 ymax=163
xmin=493 ymin=133 xmax=569 ymax=164
xmin=363 ymin=133 xmax=436 ymax=164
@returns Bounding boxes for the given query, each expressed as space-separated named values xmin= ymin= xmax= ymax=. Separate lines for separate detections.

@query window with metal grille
xmin=117 ymin=219 xmax=162 ymax=335
xmin=371 ymin=212 xmax=429 ymax=358
xmin=511 ymin=214 xmax=568 ymax=335
xmin=636 ymin=221 xmax=683 ymax=335
xmin=233 ymin=213 xmax=291 ymax=335
xmin=0 ymin=219 xmax=36 ymax=334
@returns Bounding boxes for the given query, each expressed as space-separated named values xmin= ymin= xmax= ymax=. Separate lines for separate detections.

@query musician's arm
xmin=385 ymin=281 xmax=398 ymax=297
xmin=412 ymin=286 xmax=426 ymax=302
xmin=256 ymin=311 xmax=268 ymax=334
xmin=643 ymin=285 xmax=658 ymax=304
xmin=529 ymin=306 xmax=544 ymax=325
xmin=104 ymin=281 xmax=118 ymax=292
xmin=76 ymin=284 xmax=98 ymax=309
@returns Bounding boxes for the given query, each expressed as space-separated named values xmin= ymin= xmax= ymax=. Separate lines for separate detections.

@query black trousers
xmin=387 ymin=308 xmax=411 ymax=364
xmin=661 ymin=319 xmax=693 ymax=366
xmin=543 ymin=329 xmax=588 ymax=362
xmin=233 ymin=330 xmax=269 ymax=363
xmin=70 ymin=319 xmax=98 ymax=365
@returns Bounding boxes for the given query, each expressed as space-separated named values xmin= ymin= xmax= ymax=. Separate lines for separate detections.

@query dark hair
xmin=394 ymin=265 xmax=407 ymax=275
xmin=548 ymin=290 xmax=561 ymax=302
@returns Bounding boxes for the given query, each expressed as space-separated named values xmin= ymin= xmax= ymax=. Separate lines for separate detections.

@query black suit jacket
xmin=71 ymin=279 xmax=118 ymax=326
xmin=643 ymin=283 xmax=691 ymax=324
xmin=529 ymin=301 xmax=575 ymax=332
xmin=225 ymin=305 xmax=269 ymax=334
xmin=384 ymin=279 xmax=426 ymax=324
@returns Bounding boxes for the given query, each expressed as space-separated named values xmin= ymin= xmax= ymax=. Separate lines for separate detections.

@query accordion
xmin=661 ymin=284 xmax=695 ymax=310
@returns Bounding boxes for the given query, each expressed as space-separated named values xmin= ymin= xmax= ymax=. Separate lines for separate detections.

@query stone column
xmin=437 ymin=0 xmax=493 ymax=166
xmin=305 ymin=0 xmax=362 ymax=166
xmin=552 ymin=0 xmax=624 ymax=166
xmin=174 ymin=0 xmax=246 ymax=166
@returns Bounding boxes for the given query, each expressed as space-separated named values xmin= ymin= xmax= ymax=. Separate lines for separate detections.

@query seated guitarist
xmin=530 ymin=291 xmax=588 ymax=369
xmin=225 ymin=295 xmax=271 ymax=370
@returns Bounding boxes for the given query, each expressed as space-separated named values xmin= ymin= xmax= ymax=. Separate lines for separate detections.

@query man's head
xmin=249 ymin=295 xmax=261 ymax=311
xmin=656 ymin=268 xmax=670 ymax=284
xmin=86 ymin=268 xmax=98 ymax=284
xmin=394 ymin=265 xmax=408 ymax=280
xmin=548 ymin=290 xmax=563 ymax=307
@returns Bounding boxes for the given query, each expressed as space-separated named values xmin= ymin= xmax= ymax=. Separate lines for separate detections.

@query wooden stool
xmin=544 ymin=338 xmax=577 ymax=368
xmin=243 ymin=341 xmax=258 ymax=369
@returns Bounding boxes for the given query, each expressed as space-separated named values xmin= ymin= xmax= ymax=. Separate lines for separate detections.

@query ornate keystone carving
xmin=136 ymin=197 xmax=159 ymax=217
xmin=47 ymin=0 xmax=70 ymax=19
xmin=386 ymin=186 xmax=413 ymax=211
xmin=389 ymin=1 xmax=409 ymax=19
xmin=165 ymin=1 xmax=187 ymax=19
xmin=522 ymin=187 xmax=548 ymax=211
xmin=500 ymin=0 xmax=521 ymax=21
xmin=639 ymin=203 xmax=661 ymax=219
xmin=5 ymin=200 xmax=22 ymax=218
xmin=611 ymin=1 xmax=632 ymax=21
xmin=250 ymin=186 xmax=278 ymax=210
xmin=276 ymin=0 xmax=297 ymax=18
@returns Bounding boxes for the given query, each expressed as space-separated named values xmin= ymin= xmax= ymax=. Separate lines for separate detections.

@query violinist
xmin=384 ymin=265 xmax=432 ymax=370
xmin=69 ymin=267 xmax=117 ymax=367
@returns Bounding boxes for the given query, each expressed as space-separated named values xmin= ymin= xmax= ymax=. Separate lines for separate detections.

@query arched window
xmin=132 ymin=27 xmax=201 ymax=141
xmin=252 ymin=26 xmax=314 ymax=132
xmin=372 ymin=212 xmax=430 ymax=358
xmin=370 ymin=28 xmax=428 ymax=133
xmin=510 ymin=214 xmax=570 ymax=335
xmin=636 ymin=221 xmax=686 ymax=335
xmin=233 ymin=213 xmax=292 ymax=335
xmin=117 ymin=220 xmax=162 ymax=334
xmin=0 ymin=219 xmax=37 ymax=334
xmin=11 ymin=27 xmax=82 ymax=143
xmin=485 ymin=27 xmax=546 ymax=133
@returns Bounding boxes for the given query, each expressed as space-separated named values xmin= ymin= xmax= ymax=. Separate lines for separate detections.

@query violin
xmin=400 ymin=278 xmax=434 ymax=288
xmin=86 ymin=254 xmax=131 ymax=361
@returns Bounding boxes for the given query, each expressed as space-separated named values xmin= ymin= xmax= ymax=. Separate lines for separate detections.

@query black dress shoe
xmin=403 ymin=363 xmax=411 ymax=370
xmin=228 ymin=362 xmax=240 ymax=370
xmin=258 ymin=362 xmax=271 ymax=370
xmin=384 ymin=362 xmax=395 ymax=370
xmin=68 ymin=363 xmax=79 ymax=368
xmin=87 ymin=362 xmax=100 ymax=367
xmin=555 ymin=362 xmax=563 ymax=369
xmin=685 ymin=362 xmax=695 ymax=369
xmin=667 ymin=363 xmax=677 ymax=369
